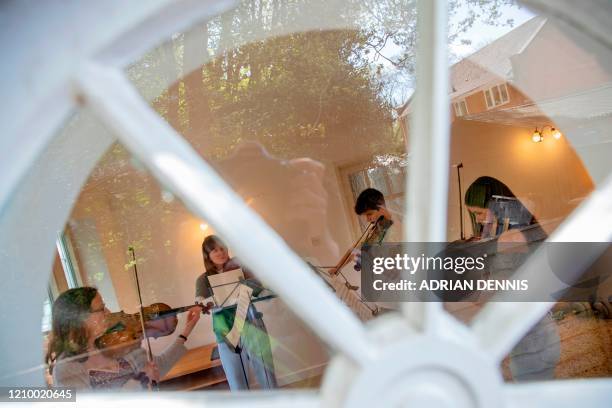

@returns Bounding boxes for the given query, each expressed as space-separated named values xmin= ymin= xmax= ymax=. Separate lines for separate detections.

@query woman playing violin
xmin=46 ymin=287 xmax=201 ymax=390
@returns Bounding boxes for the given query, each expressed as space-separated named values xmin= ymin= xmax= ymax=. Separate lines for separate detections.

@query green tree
xmin=141 ymin=0 xmax=518 ymax=160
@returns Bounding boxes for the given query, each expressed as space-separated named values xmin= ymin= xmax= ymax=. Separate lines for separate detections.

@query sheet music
xmin=308 ymin=261 xmax=376 ymax=321
xmin=208 ymin=268 xmax=245 ymax=306
xmin=329 ymin=274 xmax=375 ymax=321
xmin=225 ymin=284 xmax=254 ymax=349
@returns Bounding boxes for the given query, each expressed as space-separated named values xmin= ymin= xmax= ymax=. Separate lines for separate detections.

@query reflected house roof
xmin=399 ymin=15 xmax=612 ymax=126
xmin=449 ymin=16 xmax=546 ymax=99
xmin=457 ymin=83 xmax=612 ymax=128
xmin=399 ymin=16 xmax=547 ymax=119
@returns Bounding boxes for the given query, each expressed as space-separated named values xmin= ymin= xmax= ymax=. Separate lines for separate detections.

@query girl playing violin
xmin=46 ymin=287 xmax=201 ymax=390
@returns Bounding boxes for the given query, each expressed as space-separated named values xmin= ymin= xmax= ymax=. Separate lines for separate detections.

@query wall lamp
xmin=532 ymin=125 xmax=562 ymax=143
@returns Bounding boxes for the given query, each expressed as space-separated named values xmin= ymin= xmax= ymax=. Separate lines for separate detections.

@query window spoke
xmin=75 ymin=390 xmax=320 ymax=408
xmin=504 ymin=379 xmax=612 ymax=408
xmin=402 ymin=0 xmax=455 ymax=333
xmin=74 ymin=62 xmax=378 ymax=366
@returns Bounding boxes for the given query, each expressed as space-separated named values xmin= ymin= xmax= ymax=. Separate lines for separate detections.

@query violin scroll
xmin=330 ymin=214 xmax=392 ymax=275
xmin=197 ymin=301 xmax=215 ymax=315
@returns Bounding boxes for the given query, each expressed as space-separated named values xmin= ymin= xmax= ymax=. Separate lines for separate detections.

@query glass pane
xmin=44 ymin=141 xmax=330 ymax=392
xmin=442 ymin=3 xmax=612 ymax=385
xmin=492 ymin=85 xmax=501 ymax=104
xmin=125 ymin=0 xmax=612 ymax=390
xmin=2 ymin=0 xmax=606 ymax=399
xmin=349 ymin=170 xmax=368 ymax=201
xmin=500 ymin=84 xmax=509 ymax=102
xmin=367 ymin=167 xmax=390 ymax=197
xmin=129 ymin=2 xmax=425 ymax=384
xmin=485 ymin=89 xmax=493 ymax=108
xmin=387 ymin=167 xmax=405 ymax=196
xmin=349 ymin=170 xmax=370 ymax=232
xmin=41 ymin=296 xmax=52 ymax=333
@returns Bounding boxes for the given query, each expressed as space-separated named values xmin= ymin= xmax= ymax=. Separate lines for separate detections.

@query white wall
xmin=445 ymin=119 xmax=594 ymax=241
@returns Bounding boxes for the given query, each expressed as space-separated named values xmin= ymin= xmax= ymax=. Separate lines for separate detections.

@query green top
xmin=211 ymin=305 xmax=236 ymax=344
xmin=194 ymin=260 xmax=272 ymax=354
xmin=211 ymin=295 xmax=275 ymax=347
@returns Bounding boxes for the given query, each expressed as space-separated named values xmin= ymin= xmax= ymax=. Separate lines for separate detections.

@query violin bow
xmin=128 ymin=246 xmax=158 ymax=391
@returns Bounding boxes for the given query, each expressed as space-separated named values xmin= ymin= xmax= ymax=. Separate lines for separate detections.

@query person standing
xmin=195 ymin=235 xmax=277 ymax=390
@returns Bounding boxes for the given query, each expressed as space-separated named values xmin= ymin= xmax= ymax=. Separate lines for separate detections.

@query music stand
xmin=208 ymin=268 xmax=245 ymax=308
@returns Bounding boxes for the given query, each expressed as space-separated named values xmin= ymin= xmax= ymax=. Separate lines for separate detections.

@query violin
xmin=95 ymin=302 xmax=213 ymax=359
xmin=363 ymin=216 xmax=393 ymax=246
xmin=329 ymin=214 xmax=392 ymax=275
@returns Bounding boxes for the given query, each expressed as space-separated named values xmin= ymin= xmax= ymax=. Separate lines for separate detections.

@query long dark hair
xmin=464 ymin=176 xmax=512 ymax=209
xmin=464 ymin=176 xmax=539 ymax=237
xmin=202 ymin=235 xmax=227 ymax=275
xmin=45 ymin=287 xmax=98 ymax=372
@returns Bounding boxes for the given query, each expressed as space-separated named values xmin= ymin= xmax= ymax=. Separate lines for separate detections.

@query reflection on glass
xmin=430 ymin=11 xmax=612 ymax=383
xmin=43 ymin=140 xmax=331 ymax=391
xmin=33 ymin=0 xmax=612 ymax=394
xmin=197 ymin=235 xmax=277 ymax=390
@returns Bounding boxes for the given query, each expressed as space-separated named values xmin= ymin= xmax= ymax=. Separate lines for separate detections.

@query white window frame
xmin=41 ymin=282 xmax=56 ymax=333
xmin=453 ymin=99 xmax=468 ymax=117
xmin=339 ymin=160 xmax=407 ymax=239
xmin=55 ymin=231 xmax=82 ymax=289
xmin=2 ymin=0 xmax=612 ymax=405
xmin=42 ymin=232 xmax=83 ymax=333
xmin=483 ymin=83 xmax=510 ymax=109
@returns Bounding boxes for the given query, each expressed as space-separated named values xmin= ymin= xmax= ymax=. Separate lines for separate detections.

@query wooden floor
xmin=159 ymin=309 xmax=612 ymax=391
xmin=555 ymin=312 xmax=612 ymax=378
xmin=448 ymin=302 xmax=612 ymax=381
xmin=281 ymin=375 xmax=323 ymax=389
xmin=160 ymin=343 xmax=227 ymax=391
xmin=159 ymin=342 xmax=322 ymax=391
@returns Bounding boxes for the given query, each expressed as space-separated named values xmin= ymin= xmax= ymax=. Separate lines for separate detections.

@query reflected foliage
xmin=198 ymin=29 xmax=396 ymax=159
xmin=128 ymin=0 xmax=517 ymax=160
